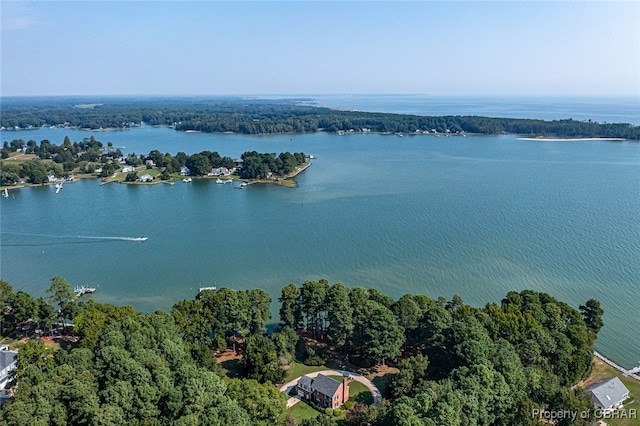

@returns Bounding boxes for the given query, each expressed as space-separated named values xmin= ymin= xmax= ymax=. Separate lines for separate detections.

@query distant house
xmin=585 ymin=377 xmax=630 ymax=412
xmin=0 ymin=345 xmax=18 ymax=392
xmin=139 ymin=174 xmax=153 ymax=182
xmin=122 ymin=166 xmax=135 ymax=173
xmin=296 ymin=373 xmax=349 ymax=409
xmin=145 ymin=160 xmax=155 ymax=166
xmin=180 ymin=166 xmax=190 ymax=176
xmin=209 ymin=167 xmax=231 ymax=176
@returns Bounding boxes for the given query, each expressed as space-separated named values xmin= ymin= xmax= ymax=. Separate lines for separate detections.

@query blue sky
xmin=1 ymin=1 xmax=639 ymax=97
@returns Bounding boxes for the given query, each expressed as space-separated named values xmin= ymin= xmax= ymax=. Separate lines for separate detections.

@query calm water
xmin=1 ymin=98 xmax=639 ymax=369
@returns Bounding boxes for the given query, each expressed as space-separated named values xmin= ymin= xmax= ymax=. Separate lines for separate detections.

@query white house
xmin=208 ymin=167 xmax=231 ymax=176
xmin=122 ymin=166 xmax=135 ymax=173
xmin=0 ymin=345 xmax=18 ymax=393
xmin=139 ymin=174 xmax=153 ymax=182
xmin=585 ymin=377 xmax=631 ymax=413
xmin=180 ymin=166 xmax=191 ymax=176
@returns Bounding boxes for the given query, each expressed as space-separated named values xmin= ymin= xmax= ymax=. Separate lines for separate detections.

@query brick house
xmin=296 ymin=373 xmax=349 ymax=409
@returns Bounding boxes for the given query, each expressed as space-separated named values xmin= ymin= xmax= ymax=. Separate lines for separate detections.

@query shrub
xmin=325 ymin=408 xmax=333 ymax=416
xmin=344 ymin=400 xmax=355 ymax=410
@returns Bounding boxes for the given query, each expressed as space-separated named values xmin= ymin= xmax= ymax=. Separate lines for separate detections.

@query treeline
xmin=240 ymin=151 xmax=306 ymax=179
xmin=0 ymin=279 xmax=289 ymax=426
xmin=277 ymin=280 xmax=603 ymax=426
xmin=2 ymin=97 xmax=638 ymax=138
xmin=0 ymin=277 xmax=605 ymax=425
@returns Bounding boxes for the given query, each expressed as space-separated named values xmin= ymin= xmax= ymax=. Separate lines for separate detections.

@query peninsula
xmin=2 ymin=97 xmax=639 ymax=139
xmin=0 ymin=136 xmax=309 ymax=189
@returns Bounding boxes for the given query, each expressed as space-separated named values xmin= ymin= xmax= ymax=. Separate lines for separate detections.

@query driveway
xmin=280 ymin=369 xmax=382 ymax=408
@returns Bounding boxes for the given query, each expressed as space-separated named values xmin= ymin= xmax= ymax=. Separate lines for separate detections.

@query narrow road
xmin=280 ymin=369 xmax=382 ymax=408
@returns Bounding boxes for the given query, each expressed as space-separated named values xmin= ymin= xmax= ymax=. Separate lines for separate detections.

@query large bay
xmin=1 ymin=99 xmax=639 ymax=369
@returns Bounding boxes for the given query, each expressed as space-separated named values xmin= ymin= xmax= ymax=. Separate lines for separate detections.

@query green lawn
xmin=327 ymin=375 xmax=373 ymax=405
xmin=287 ymin=401 xmax=320 ymax=422
xmin=283 ymin=362 xmax=328 ymax=383
xmin=348 ymin=380 xmax=374 ymax=405
xmin=582 ymin=357 xmax=640 ymax=426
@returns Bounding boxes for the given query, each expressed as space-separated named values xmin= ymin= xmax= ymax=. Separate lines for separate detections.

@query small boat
xmin=133 ymin=237 xmax=148 ymax=241
xmin=216 ymin=179 xmax=224 ymax=184
xmin=183 ymin=178 xmax=192 ymax=183
xmin=224 ymin=179 xmax=233 ymax=184
xmin=235 ymin=182 xmax=247 ymax=189
xmin=74 ymin=286 xmax=96 ymax=297
xmin=2 ymin=188 xmax=8 ymax=198
xmin=199 ymin=286 xmax=217 ymax=293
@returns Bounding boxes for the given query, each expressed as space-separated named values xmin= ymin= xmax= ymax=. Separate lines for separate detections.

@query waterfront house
xmin=122 ymin=166 xmax=135 ymax=173
xmin=0 ymin=346 xmax=18 ymax=392
xmin=139 ymin=174 xmax=153 ymax=182
xmin=145 ymin=160 xmax=155 ymax=166
xmin=180 ymin=166 xmax=191 ymax=176
xmin=209 ymin=167 xmax=231 ymax=176
xmin=296 ymin=373 xmax=349 ymax=409
xmin=585 ymin=377 xmax=630 ymax=413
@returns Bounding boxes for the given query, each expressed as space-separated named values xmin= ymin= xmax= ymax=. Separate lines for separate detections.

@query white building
xmin=585 ymin=377 xmax=631 ymax=413
xmin=0 ymin=345 xmax=18 ymax=402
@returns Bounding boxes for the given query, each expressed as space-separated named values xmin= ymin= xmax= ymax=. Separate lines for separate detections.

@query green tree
xmin=242 ymin=334 xmax=286 ymax=383
xmin=391 ymin=354 xmax=430 ymax=398
xmin=0 ymin=280 xmax=13 ymax=335
xmin=12 ymin=340 xmax=55 ymax=379
xmin=125 ymin=171 xmax=138 ymax=182
xmin=47 ymin=276 xmax=75 ymax=328
xmin=326 ymin=283 xmax=354 ymax=350
xmin=352 ymin=301 xmax=405 ymax=366
xmin=185 ymin=153 xmax=211 ymax=176
xmin=579 ymin=299 xmax=604 ymax=336
xmin=301 ymin=280 xmax=329 ymax=338
xmin=226 ymin=378 xmax=288 ymax=426
xmin=278 ymin=283 xmax=303 ymax=329
xmin=247 ymin=289 xmax=271 ymax=335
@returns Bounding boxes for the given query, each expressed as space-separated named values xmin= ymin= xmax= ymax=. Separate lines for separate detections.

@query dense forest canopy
xmin=2 ymin=96 xmax=638 ymax=139
xmin=0 ymin=276 xmax=607 ymax=425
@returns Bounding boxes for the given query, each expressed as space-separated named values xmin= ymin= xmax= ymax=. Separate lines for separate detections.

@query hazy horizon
xmin=2 ymin=1 xmax=639 ymax=98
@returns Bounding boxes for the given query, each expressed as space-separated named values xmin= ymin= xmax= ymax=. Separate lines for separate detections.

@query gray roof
xmin=0 ymin=350 xmax=17 ymax=371
xmin=586 ymin=377 xmax=630 ymax=408
xmin=310 ymin=374 xmax=342 ymax=398
xmin=298 ymin=375 xmax=313 ymax=389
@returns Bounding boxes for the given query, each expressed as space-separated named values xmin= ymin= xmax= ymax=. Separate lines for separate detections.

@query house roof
xmin=0 ymin=349 xmax=17 ymax=371
xmin=586 ymin=377 xmax=630 ymax=408
xmin=298 ymin=375 xmax=313 ymax=389
xmin=310 ymin=374 xmax=341 ymax=398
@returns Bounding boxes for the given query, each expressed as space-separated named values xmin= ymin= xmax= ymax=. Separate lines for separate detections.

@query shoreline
xmin=2 ymin=125 xmax=635 ymax=141
xmin=1 ymin=163 xmax=311 ymax=191
xmin=518 ymin=137 xmax=627 ymax=142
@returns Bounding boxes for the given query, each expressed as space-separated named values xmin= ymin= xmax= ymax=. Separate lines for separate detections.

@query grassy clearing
xmin=581 ymin=357 xmax=640 ymax=426
xmin=349 ymin=380 xmax=374 ymax=405
xmin=283 ymin=362 xmax=328 ymax=383
xmin=326 ymin=375 xmax=372 ymax=405
xmin=287 ymin=401 xmax=320 ymax=422
xmin=3 ymin=153 xmax=38 ymax=164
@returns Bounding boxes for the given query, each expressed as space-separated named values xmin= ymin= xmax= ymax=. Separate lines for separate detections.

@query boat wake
xmin=75 ymin=236 xmax=148 ymax=242
xmin=0 ymin=232 xmax=148 ymax=245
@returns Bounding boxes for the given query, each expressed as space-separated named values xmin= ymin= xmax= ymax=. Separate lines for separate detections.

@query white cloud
xmin=1 ymin=2 xmax=38 ymax=31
